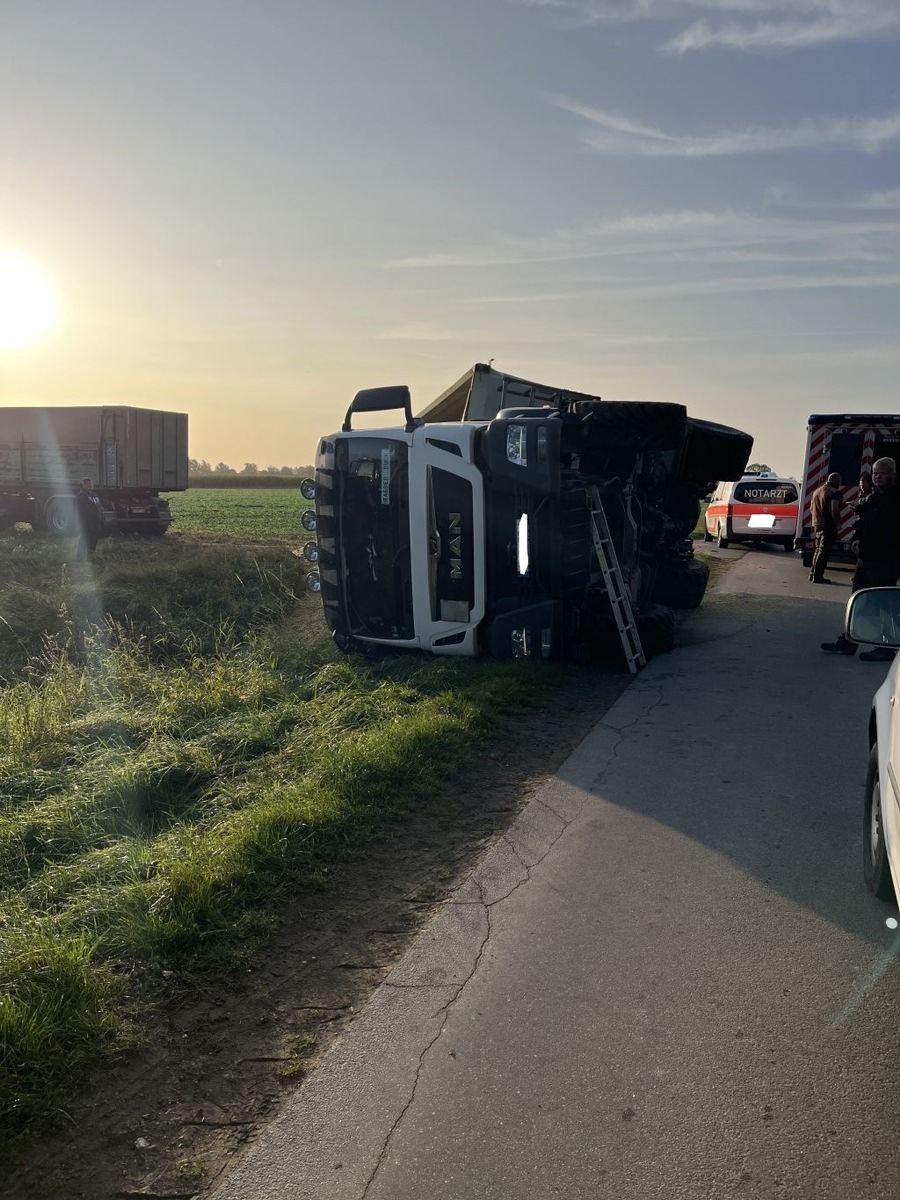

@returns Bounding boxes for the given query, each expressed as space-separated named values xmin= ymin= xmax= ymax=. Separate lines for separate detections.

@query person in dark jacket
xmin=75 ymin=477 xmax=102 ymax=561
xmin=808 ymin=471 xmax=842 ymax=583
xmin=854 ymin=470 xmax=873 ymax=510
xmin=822 ymin=457 xmax=900 ymax=660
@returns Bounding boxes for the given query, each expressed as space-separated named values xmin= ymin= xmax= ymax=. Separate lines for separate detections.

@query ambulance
xmin=796 ymin=414 xmax=900 ymax=569
xmin=703 ymin=471 xmax=799 ymax=551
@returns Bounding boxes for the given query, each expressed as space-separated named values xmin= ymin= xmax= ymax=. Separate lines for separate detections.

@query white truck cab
xmin=315 ymin=419 xmax=487 ymax=656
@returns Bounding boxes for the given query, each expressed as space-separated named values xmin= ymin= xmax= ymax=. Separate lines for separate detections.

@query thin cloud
xmin=667 ymin=5 xmax=900 ymax=52
xmin=509 ymin=0 xmax=900 ymax=53
xmin=388 ymin=207 xmax=900 ymax=270
xmin=631 ymin=270 xmax=900 ymax=297
xmin=375 ymin=322 xmax=465 ymax=341
xmin=555 ymin=98 xmax=900 ymax=156
xmin=465 ymin=273 xmax=900 ymax=303
xmin=855 ymin=190 xmax=900 ymax=210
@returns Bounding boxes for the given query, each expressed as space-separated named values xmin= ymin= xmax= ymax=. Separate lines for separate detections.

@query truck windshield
xmin=336 ymin=438 xmax=413 ymax=640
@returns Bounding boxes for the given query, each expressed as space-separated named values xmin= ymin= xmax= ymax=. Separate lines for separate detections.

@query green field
xmin=167 ymin=487 xmax=311 ymax=541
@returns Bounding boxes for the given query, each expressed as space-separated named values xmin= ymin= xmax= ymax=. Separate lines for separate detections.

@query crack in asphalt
xmin=359 ymin=682 xmax=665 ymax=1198
xmin=360 ymin=877 xmax=492 ymax=1199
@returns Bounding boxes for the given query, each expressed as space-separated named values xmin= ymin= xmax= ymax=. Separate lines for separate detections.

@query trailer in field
xmin=0 ymin=406 xmax=189 ymax=537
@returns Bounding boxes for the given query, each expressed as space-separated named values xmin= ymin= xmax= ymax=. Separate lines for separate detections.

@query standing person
xmin=853 ymin=470 xmax=873 ymax=512
xmin=808 ymin=471 xmax=842 ymax=583
xmin=75 ymin=477 xmax=102 ymax=562
xmin=821 ymin=457 xmax=900 ymax=660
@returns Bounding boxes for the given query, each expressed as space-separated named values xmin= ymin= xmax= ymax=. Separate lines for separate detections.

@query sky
xmin=1 ymin=0 xmax=898 ymax=477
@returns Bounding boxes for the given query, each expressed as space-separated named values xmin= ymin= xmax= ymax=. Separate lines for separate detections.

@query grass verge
xmin=0 ymin=533 xmax=568 ymax=1150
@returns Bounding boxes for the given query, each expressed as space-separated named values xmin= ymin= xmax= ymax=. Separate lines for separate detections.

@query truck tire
xmin=572 ymin=401 xmax=688 ymax=453
xmin=635 ymin=603 xmax=676 ymax=658
xmin=679 ymin=418 xmax=754 ymax=490
xmin=651 ymin=558 xmax=709 ymax=610
xmin=44 ymin=497 xmax=77 ymax=536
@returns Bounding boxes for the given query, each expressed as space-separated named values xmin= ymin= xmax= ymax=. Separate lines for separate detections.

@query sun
xmin=0 ymin=252 xmax=59 ymax=349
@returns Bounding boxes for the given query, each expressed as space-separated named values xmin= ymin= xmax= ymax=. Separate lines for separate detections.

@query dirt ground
xmin=5 ymin=663 xmax=634 ymax=1200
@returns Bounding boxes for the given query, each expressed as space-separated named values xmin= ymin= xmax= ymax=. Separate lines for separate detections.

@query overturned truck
xmin=302 ymin=364 xmax=752 ymax=663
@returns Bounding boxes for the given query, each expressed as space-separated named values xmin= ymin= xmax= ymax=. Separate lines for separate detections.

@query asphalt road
xmin=214 ymin=547 xmax=900 ymax=1200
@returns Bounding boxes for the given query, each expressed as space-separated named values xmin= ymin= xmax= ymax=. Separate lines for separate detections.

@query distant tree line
xmin=187 ymin=460 xmax=316 ymax=489
xmin=188 ymin=459 xmax=314 ymax=476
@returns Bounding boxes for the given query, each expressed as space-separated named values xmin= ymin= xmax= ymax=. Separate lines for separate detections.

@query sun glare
xmin=0 ymin=251 xmax=59 ymax=349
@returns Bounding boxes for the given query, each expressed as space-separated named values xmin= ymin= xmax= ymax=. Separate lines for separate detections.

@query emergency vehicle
xmin=796 ymin=415 xmax=900 ymax=569
xmin=703 ymin=471 xmax=799 ymax=551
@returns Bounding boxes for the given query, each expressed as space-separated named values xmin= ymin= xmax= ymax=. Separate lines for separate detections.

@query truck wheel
xmin=635 ymin=603 xmax=676 ymax=658
xmin=781 ymin=538 xmax=795 ymax=553
xmin=45 ymin=497 xmax=76 ymax=536
xmin=572 ymin=401 xmax=688 ymax=453
xmin=716 ymin=525 xmax=729 ymax=550
xmin=651 ymin=558 xmax=709 ymax=610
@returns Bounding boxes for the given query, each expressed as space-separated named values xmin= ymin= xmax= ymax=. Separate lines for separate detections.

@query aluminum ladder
xmin=587 ymin=485 xmax=646 ymax=674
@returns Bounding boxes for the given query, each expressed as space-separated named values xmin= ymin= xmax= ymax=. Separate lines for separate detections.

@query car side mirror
xmin=845 ymin=587 xmax=900 ymax=647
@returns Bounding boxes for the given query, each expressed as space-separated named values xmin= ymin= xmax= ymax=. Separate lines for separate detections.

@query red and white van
xmin=704 ymin=472 xmax=799 ymax=551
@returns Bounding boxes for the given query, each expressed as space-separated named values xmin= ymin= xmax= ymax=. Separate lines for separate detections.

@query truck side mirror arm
xmin=343 ymin=386 xmax=421 ymax=433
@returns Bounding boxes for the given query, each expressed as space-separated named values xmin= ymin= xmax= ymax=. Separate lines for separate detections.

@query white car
xmin=846 ymin=587 xmax=900 ymax=902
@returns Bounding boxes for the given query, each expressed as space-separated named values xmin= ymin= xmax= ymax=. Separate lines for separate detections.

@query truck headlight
xmin=516 ymin=514 xmax=529 ymax=576
xmin=506 ymin=424 xmax=527 ymax=467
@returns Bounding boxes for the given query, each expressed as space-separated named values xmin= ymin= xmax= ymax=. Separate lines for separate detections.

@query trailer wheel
xmin=635 ymin=603 xmax=676 ymax=658
xmin=45 ymin=497 xmax=76 ymax=536
xmin=651 ymin=558 xmax=709 ymax=610
xmin=572 ymin=401 xmax=688 ymax=453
